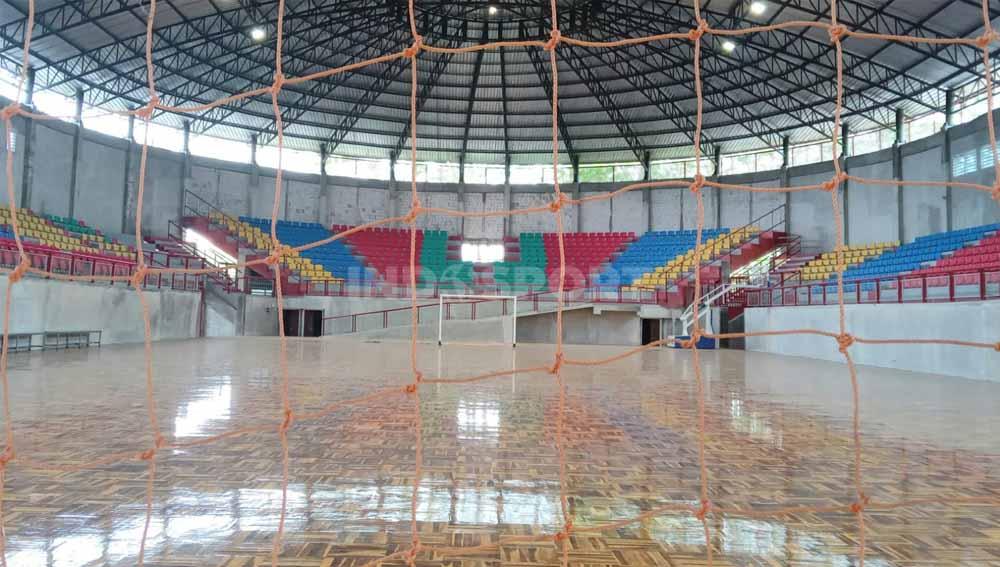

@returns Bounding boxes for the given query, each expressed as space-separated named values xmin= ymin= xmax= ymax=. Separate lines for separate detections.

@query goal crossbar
xmin=437 ymin=293 xmax=518 ymax=347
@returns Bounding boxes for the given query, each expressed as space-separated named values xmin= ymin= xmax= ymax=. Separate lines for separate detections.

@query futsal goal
xmin=437 ymin=294 xmax=517 ymax=347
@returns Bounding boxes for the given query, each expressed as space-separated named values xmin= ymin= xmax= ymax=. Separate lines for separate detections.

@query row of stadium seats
xmin=541 ymin=232 xmax=634 ymax=289
xmin=241 ymin=217 xmax=367 ymax=282
xmin=596 ymin=228 xmax=731 ymax=287
xmin=837 ymin=223 xmax=1000 ymax=281
xmin=339 ymin=226 xmax=423 ymax=285
xmin=630 ymin=227 xmax=760 ymax=287
xmin=800 ymin=242 xmax=898 ymax=281
xmin=908 ymin=231 xmax=1000 ymax=276
xmin=493 ymin=232 xmax=547 ymax=292
xmin=0 ymin=207 xmax=134 ymax=259
xmin=208 ymin=211 xmax=271 ymax=250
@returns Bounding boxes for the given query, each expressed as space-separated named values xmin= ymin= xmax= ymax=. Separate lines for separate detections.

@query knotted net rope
xmin=0 ymin=0 xmax=996 ymax=565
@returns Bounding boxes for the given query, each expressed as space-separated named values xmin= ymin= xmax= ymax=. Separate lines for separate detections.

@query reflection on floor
xmin=2 ymin=338 xmax=998 ymax=566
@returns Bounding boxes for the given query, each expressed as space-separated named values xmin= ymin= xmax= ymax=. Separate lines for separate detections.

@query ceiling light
xmin=488 ymin=5 xmax=498 ymax=15
xmin=749 ymin=1 xmax=767 ymax=16
xmin=721 ymin=40 xmax=737 ymax=53
xmin=250 ymin=26 xmax=266 ymax=42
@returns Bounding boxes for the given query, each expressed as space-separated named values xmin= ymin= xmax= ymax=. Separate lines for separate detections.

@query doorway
xmin=641 ymin=318 xmax=661 ymax=345
xmin=282 ymin=309 xmax=324 ymax=337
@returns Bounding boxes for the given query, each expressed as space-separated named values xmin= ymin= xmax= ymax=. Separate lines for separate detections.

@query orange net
xmin=0 ymin=0 xmax=997 ymax=566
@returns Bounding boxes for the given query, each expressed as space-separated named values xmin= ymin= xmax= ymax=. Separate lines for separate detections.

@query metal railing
xmin=668 ymin=203 xmax=788 ymax=292
xmin=322 ymin=286 xmax=664 ymax=335
xmin=0 ymin=241 xmax=205 ymax=291
xmin=744 ymin=269 xmax=1000 ymax=307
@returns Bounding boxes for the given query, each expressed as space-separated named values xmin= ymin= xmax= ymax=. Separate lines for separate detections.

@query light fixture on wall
xmin=250 ymin=26 xmax=267 ymax=42
xmin=721 ymin=40 xmax=737 ymax=53
xmin=749 ymin=1 xmax=767 ymax=16
xmin=488 ymin=5 xmax=498 ymax=16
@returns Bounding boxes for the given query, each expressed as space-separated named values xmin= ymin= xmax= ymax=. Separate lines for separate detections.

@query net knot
xmin=689 ymin=174 xmax=705 ymax=194
xmin=694 ymin=499 xmax=712 ymax=521
xmin=976 ymin=31 xmax=998 ymax=49
xmin=0 ymin=445 xmax=14 ymax=467
xmin=544 ymin=29 xmax=562 ymax=51
xmin=548 ymin=352 xmax=565 ymax=374
xmin=130 ymin=265 xmax=149 ymax=289
xmin=828 ymin=24 xmax=848 ymax=43
xmin=548 ymin=192 xmax=569 ymax=213
xmin=822 ymin=172 xmax=847 ymax=192
xmin=553 ymin=520 xmax=573 ymax=541
xmin=0 ymin=102 xmax=20 ymax=122
xmin=271 ymin=72 xmax=286 ymax=93
xmin=404 ymin=35 xmax=423 ymax=58
xmin=265 ymin=244 xmax=293 ymax=266
xmin=279 ymin=408 xmax=293 ymax=432
xmin=850 ymin=494 xmax=870 ymax=514
xmin=836 ymin=333 xmax=855 ymax=354
xmin=406 ymin=540 xmax=422 ymax=561
xmin=681 ymin=330 xmax=703 ymax=349
xmin=991 ymin=181 xmax=1000 ymax=203
xmin=135 ymin=95 xmax=159 ymax=120
xmin=8 ymin=256 xmax=30 ymax=283
xmin=402 ymin=205 xmax=422 ymax=225
xmin=139 ymin=448 xmax=156 ymax=461
xmin=414 ymin=370 xmax=424 ymax=383
xmin=687 ymin=19 xmax=709 ymax=41
xmin=994 ymin=341 xmax=1000 ymax=352
xmin=404 ymin=383 xmax=418 ymax=394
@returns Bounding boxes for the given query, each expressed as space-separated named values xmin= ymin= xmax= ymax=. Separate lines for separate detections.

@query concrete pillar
xmin=318 ymin=144 xmax=328 ymax=226
xmin=573 ymin=182 xmax=582 ymax=232
xmin=503 ymin=156 xmax=512 ymax=237
xmin=713 ymin=146 xmax=722 ymax=229
xmin=121 ymin=113 xmax=136 ymax=233
xmin=68 ymin=88 xmax=83 ymax=219
xmin=180 ymin=120 xmax=191 ymax=219
xmin=944 ymin=88 xmax=955 ymax=231
xmin=18 ymin=67 xmax=35 ymax=209
xmin=781 ymin=135 xmax=790 ymax=232
xmin=894 ymin=108 xmax=905 ymax=241
xmin=642 ymin=151 xmax=652 ymax=232
xmin=841 ymin=123 xmax=850 ymax=244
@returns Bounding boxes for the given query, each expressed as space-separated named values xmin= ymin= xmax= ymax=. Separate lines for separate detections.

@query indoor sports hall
xmin=0 ymin=0 xmax=996 ymax=565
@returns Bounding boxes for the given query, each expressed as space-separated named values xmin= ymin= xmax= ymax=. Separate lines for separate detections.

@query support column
xmin=944 ymin=88 xmax=955 ymax=231
xmin=180 ymin=120 xmax=191 ymax=220
xmin=68 ymin=88 xmax=83 ymax=219
xmin=780 ymin=135 xmax=790 ymax=231
xmin=643 ymin=151 xmax=652 ymax=232
xmin=121 ymin=113 xmax=135 ymax=233
xmin=319 ymin=144 xmax=328 ymax=226
xmin=841 ymin=123 xmax=850 ymax=244
xmin=18 ymin=67 xmax=35 ymax=209
xmin=503 ymin=156 xmax=512 ymax=237
xmin=713 ymin=146 xmax=722 ymax=229
xmin=894 ymin=108 xmax=905 ymax=241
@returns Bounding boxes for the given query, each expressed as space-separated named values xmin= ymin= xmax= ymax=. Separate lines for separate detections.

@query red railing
xmin=0 ymin=240 xmax=205 ymax=291
xmin=744 ymin=268 xmax=1000 ymax=307
xmin=321 ymin=286 xmax=663 ymax=335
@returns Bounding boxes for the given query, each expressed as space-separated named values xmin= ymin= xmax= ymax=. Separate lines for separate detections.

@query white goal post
xmin=438 ymin=294 xmax=518 ymax=347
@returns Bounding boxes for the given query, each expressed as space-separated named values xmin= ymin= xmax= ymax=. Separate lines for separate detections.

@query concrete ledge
xmin=0 ymin=275 xmax=200 ymax=344
xmin=745 ymin=301 xmax=1000 ymax=382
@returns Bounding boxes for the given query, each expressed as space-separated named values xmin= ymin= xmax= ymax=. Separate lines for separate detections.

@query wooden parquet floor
xmin=1 ymin=338 xmax=998 ymax=566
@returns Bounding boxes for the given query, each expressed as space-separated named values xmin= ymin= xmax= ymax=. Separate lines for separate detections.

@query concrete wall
xmin=517 ymin=307 xmax=641 ymax=346
xmin=7 ymin=101 xmax=1000 ymax=249
xmin=745 ymin=302 xmax=1000 ymax=382
xmin=0 ymin=276 xmax=200 ymax=344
